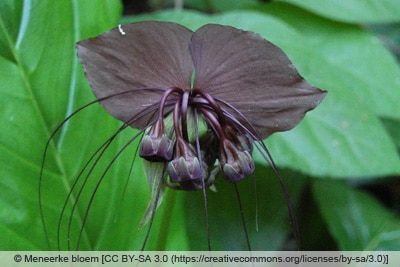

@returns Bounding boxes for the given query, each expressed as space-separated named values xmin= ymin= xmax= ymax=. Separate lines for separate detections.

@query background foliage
xmin=1 ymin=0 xmax=400 ymax=250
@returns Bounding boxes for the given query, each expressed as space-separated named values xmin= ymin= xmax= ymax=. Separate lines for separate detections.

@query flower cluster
xmin=77 ymin=21 xmax=326 ymax=190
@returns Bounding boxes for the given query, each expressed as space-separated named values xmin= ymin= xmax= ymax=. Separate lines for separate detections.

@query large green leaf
xmin=276 ymin=0 xmax=400 ymax=23
xmin=264 ymin=93 xmax=400 ymax=178
xmin=313 ymin=179 xmax=400 ymax=250
xmin=0 ymin=0 xmax=122 ymax=250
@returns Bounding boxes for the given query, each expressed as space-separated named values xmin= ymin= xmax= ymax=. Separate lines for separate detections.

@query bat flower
xmin=76 ymin=21 xmax=326 ymax=191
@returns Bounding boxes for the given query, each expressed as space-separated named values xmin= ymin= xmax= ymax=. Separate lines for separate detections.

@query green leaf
xmin=367 ymin=23 xmax=400 ymax=60
xmin=275 ymin=0 xmax=400 ymax=23
xmin=264 ymin=93 xmax=400 ymax=178
xmin=0 ymin=1 xmax=22 ymax=62
xmin=295 ymin=185 xmax=337 ymax=250
xmin=0 ymin=0 xmax=122 ymax=250
xmin=184 ymin=0 xmax=257 ymax=12
xmin=313 ymin=179 xmax=400 ymax=250
xmin=148 ymin=0 xmax=257 ymax=13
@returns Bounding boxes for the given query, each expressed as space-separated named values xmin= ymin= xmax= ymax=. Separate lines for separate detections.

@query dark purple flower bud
xmin=170 ymin=133 xmax=218 ymax=191
xmin=168 ymin=138 xmax=204 ymax=183
xmin=219 ymin=139 xmax=255 ymax=182
xmin=139 ymin=120 xmax=174 ymax=162
xmin=168 ymin=156 xmax=202 ymax=182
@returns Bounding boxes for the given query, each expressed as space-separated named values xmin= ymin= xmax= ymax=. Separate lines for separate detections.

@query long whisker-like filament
xmin=59 ymin=130 xmax=118 ymax=250
xmin=214 ymin=98 xmax=261 ymax=139
xmin=63 ymin=122 xmax=132 ymax=250
xmin=114 ymin=134 xmax=143 ymax=224
xmin=254 ymin=141 xmax=300 ymax=250
xmin=212 ymin=98 xmax=300 ymax=250
xmin=69 ymin=93 xmax=181 ymax=250
xmin=40 ymin=87 xmax=168 ymax=250
xmin=67 ymin=101 xmax=164 ymax=250
xmin=40 ymin=98 xmax=105 ymax=250
xmin=73 ymin=129 xmax=146 ymax=250
xmin=193 ymin=108 xmax=211 ymax=250
xmin=233 ymin=183 xmax=251 ymax=251
xmin=252 ymin=173 xmax=259 ymax=232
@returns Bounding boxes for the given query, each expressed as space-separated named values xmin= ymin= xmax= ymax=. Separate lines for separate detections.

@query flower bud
xmin=168 ymin=156 xmax=203 ymax=182
xmin=219 ymin=139 xmax=255 ymax=182
xmin=139 ymin=120 xmax=174 ymax=162
xmin=167 ymin=138 xmax=204 ymax=183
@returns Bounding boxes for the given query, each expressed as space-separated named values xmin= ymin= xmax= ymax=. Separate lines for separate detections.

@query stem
xmin=173 ymin=97 xmax=182 ymax=139
xmin=199 ymin=108 xmax=226 ymax=142
xmin=158 ymin=87 xmax=182 ymax=121
xmin=181 ymin=90 xmax=190 ymax=141
xmin=194 ymin=89 xmax=225 ymax=122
